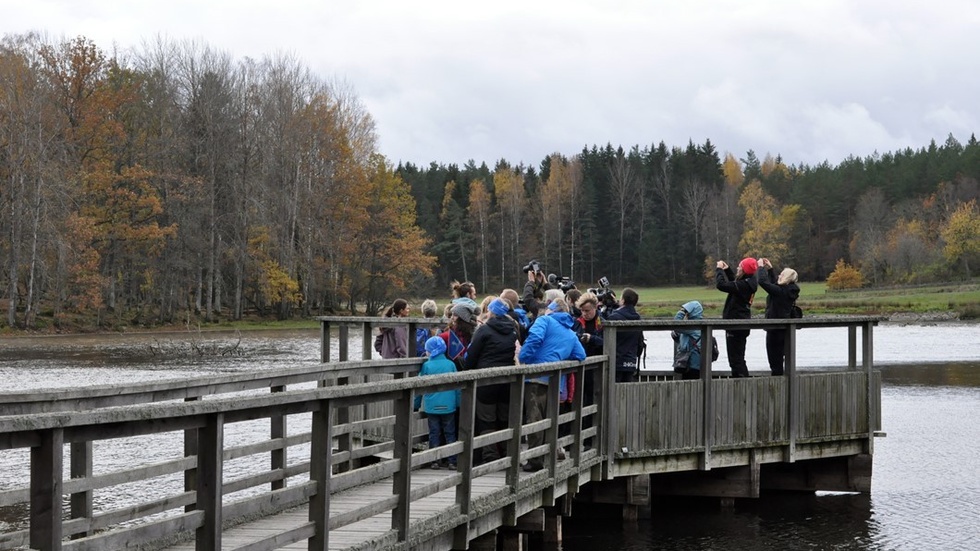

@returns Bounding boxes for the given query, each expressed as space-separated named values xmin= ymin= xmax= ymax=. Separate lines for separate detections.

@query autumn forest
xmin=1 ymin=34 xmax=978 ymax=330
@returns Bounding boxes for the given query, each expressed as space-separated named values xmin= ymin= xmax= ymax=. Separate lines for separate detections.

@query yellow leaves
xmin=722 ymin=153 xmax=744 ymax=188
xmin=259 ymin=260 xmax=302 ymax=305
xmin=941 ymin=200 xmax=979 ymax=258
xmin=738 ymin=180 xmax=789 ymax=263
xmin=941 ymin=199 xmax=980 ymax=273
xmin=826 ymin=259 xmax=864 ymax=290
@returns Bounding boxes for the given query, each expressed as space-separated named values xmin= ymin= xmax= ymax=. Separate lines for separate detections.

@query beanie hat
xmin=739 ymin=257 xmax=758 ymax=276
xmin=451 ymin=302 xmax=478 ymax=324
xmin=488 ymin=298 xmax=510 ymax=317
xmin=424 ymin=335 xmax=447 ymax=357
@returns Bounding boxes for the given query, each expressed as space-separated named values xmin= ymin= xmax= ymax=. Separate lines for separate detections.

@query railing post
xmin=785 ymin=321 xmax=798 ymax=463
xmin=30 ymin=428 xmax=64 ymax=551
xmin=407 ymin=321 xmax=418 ymax=357
xmin=309 ymin=399 xmax=333 ymax=551
xmin=184 ymin=396 xmax=200 ymax=513
xmin=454 ymin=380 xmax=478 ymax=549
xmin=196 ymin=413 xmax=224 ymax=551
xmin=320 ymin=320 xmax=330 ymax=364
xmin=70 ymin=440 xmax=93 ymax=539
xmin=271 ymin=385 xmax=286 ymax=491
xmin=848 ymin=325 xmax=857 ymax=370
xmin=701 ymin=324 xmax=713 ymax=471
xmin=571 ymin=363 xmax=586 ymax=463
xmin=338 ymin=324 xmax=349 ymax=362
xmin=391 ymin=388 xmax=414 ymax=541
xmin=602 ymin=326 xmax=618 ymax=478
xmin=863 ymin=321 xmax=875 ymax=454
xmin=504 ymin=377 xmax=525 ymax=526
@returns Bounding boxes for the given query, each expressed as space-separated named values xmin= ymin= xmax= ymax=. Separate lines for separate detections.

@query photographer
xmin=520 ymin=260 xmax=549 ymax=320
xmin=716 ymin=258 xmax=758 ymax=378
xmin=602 ymin=288 xmax=643 ymax=383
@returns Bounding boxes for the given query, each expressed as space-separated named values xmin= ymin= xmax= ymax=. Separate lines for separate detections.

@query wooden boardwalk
xmin=0 ymin=316 xmax=882 ymax=551
xmin=165 ymin=453 xmax=598 ymax=551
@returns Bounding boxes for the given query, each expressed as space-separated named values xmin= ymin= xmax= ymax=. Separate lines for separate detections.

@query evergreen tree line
xmin=1 ymin=33 xmax=433 ymax=329
xmin=399 ymin=137 xmax=980 ymax=295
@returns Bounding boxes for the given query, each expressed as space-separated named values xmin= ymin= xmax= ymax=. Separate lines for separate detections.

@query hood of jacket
xmin=681 ymin=301 xmax=703 ymax=319
xmin=486 ymin=314 xmax=517 ymax=335
xmin=549 ymin=311 xmax=576 ymax=329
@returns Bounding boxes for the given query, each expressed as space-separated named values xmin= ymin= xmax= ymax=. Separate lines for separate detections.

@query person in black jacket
xmin=603 ymin=288 xmax=643 ymax=383
xmin=757 ymin=258 xmax=801 ymax=376
xmin=464 ymin=298 xmax=519 ymax=464
xmin=716 ymin=258 xmax=759 ymax=377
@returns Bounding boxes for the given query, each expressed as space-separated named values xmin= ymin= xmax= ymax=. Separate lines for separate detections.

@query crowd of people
xmin=378 ymin=257 xmax=801 ymax=470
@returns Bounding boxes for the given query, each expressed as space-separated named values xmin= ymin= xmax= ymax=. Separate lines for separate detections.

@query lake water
xmin=1 ymin=323 xmax=978 ymax=549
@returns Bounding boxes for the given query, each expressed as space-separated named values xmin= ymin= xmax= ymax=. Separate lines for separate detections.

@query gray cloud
xmin=4 ymin=0 xmax=978 ymax=168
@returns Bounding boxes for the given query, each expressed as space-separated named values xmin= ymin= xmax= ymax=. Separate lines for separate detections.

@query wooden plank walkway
xmin=165 ymin=455 xmax=595 ymax=551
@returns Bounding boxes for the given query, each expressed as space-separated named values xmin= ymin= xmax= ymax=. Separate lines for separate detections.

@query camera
xmin=588 ymin=277 xmax=617 ymax=308
xmin=547 ymin=273 xmax=576 ymax=293
xmin=522 ymin=259 xmax=541 ymax=274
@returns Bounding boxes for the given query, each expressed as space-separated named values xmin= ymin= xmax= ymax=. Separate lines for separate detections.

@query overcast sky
xmin=4 ymin=0 xmax=978 ymax=169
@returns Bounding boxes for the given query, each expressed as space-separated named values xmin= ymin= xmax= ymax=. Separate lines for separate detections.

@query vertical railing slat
xmin=309 ymin=399 xmax=333 ymax=551
xmin=30 ymin=428 xmax=64 ymax=551
xmin=196 ymin=413 xmax=223 ymax=551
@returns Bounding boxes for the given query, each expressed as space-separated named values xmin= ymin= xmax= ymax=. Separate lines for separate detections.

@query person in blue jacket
xmin=414 ymin=336 xmax=461 ymax=469
xmin=673 ymin=300 xmax=706 ymax=380
xmin=518 ymin=299 xmax=586 ymax=471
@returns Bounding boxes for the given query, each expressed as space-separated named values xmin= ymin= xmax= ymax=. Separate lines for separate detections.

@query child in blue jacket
xmin=414 ymin=336 xmax=461 ymax=469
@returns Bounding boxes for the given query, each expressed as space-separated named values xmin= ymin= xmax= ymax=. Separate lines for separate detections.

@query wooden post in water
xmin=785 ymin=321 xmax=798 ymax=463
xmin=863 ymin=321 xmax=875 ymax=455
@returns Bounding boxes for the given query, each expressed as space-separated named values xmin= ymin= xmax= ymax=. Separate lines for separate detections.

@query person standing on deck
xmin=756 ymin=258 xmax=801 ymax=376
xmin=716 ymin=258 xmax=758 ymax=377
xmin=518 ymin=299 xmax=586 ymax=472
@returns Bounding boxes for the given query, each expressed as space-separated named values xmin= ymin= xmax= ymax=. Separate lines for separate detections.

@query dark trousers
xmin=427 ymin=413 xmax=457 ymax=466
xmin=726 ymin=329 xmax=750 ymax=377
xmin=475 ymin=398 xmax=508 ymax=463
xmin=766 ymin=329 xmax=787 ymax=376
xmin=615 ymin=370 xmax=637 ymax=383
xmin=523 ymin=382 xmax=549 ymax=469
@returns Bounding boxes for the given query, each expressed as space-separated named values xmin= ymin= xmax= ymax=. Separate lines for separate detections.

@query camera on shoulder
xmin=588 ymin=276 xmax=617 ymax=307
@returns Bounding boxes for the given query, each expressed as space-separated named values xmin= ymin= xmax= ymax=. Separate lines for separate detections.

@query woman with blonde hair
xmin=757 ymin=258 xmax=801 ymax=376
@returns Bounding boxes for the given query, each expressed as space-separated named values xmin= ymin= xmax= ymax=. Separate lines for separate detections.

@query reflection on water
xmin=565 ymin=358 xmax=980 ymax=551
xmin=1 ymin=325 xmax=978 ymax=549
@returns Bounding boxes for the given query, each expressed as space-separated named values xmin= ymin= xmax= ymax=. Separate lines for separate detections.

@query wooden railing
xmin=0 ymin=355 xmax=605 ymax=551
xmin=0 ymin=315 xmax=882 ymax=551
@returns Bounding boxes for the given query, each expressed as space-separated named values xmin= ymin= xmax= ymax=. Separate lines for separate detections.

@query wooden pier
xmin=0 ymin=316 xmax=882 ymax=550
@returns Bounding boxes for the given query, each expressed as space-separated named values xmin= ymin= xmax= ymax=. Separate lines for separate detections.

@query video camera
xmin=547 ymin=273 xmax=576 ymax=294
xmin=522 ymin=259 xmax=541 ymax=274
xmin=588 ymin=276 xmax=617 ymax=309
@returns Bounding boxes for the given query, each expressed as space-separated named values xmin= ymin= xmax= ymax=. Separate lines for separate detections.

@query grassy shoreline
xmin=1 ymin=281 xmax=976 ymax=337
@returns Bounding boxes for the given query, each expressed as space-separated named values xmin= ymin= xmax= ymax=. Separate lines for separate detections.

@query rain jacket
xmin=519 ymin=312 xmax=586 ymax=402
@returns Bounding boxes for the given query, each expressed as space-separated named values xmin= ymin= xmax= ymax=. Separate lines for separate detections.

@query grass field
xmin=631 ymin=281 xmax=980 ymax=319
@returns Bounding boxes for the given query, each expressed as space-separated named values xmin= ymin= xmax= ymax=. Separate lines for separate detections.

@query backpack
xmin=415 ymin=327 xmax=430 ymax=357
xmin=670 ymin=332 xmax=719 ymax=373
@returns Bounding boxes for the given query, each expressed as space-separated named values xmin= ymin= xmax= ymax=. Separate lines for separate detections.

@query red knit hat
xmin=739 ymin=257 xmax=758 ymax=275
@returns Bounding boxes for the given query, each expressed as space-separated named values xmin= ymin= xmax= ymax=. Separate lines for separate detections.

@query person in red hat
xmin=715 ymin=257 xmax=759 ymax=377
